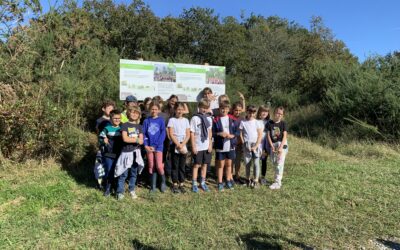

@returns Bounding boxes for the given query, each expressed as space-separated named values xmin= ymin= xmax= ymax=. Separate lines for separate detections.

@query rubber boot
xmin=150 ymin=172 xmax=157 ymax=192
xmin=160 ymin=174 xmax=166 ymax=193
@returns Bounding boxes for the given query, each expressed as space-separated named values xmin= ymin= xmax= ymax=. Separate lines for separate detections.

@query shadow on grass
xmin=132 ymin=239 xmax=158 ymax=250
xmin=376 ymin=239 xmax=400 ymax=250
xmin=238 ymin=232 xmax=314 ymax=250
xmin=60 ymin=143 xmax=98 ymax=189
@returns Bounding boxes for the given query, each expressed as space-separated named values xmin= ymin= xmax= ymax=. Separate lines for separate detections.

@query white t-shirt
xmin=190 ymin=115 xmax=212 ymax=151
xmin=239 ymin=118 xmax=263 ymax=144
xmin=259 ymin=119 xmax=268 ymax=141
xmin=167 ymin=117 xmax=190 ymax=143
xmin=216 ymin=116 xmax=231 ymax=152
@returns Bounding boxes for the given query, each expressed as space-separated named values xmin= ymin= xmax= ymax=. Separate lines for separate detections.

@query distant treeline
xmin=0 ymin=0 xmax=399 ymax=161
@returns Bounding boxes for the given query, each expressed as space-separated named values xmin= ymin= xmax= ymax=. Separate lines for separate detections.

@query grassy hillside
xmin=0 ymin=136 xmax=399 ymax=249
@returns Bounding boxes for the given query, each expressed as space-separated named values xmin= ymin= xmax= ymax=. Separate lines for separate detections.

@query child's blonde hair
xmin=126 ymin=106 xmax=141 ymax=123
xmin=218 ymin=94 xmax=230 ymax=104
xmin=256 ymin=105 xmax=270 ymax=120
xmin=198 ymin=98 xmax=210 ymax=109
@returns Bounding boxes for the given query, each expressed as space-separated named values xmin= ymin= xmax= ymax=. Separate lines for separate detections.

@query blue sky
xmin=41 ymin=0 xmax=400 ymax=62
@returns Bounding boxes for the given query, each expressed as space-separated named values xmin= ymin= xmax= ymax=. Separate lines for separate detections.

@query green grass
xmin=0 ymin=137 xmax=399 ymax=249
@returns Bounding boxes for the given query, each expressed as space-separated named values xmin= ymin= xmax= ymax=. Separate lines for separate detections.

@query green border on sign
xmin=120 ymin=64 xmax=154 ymax=70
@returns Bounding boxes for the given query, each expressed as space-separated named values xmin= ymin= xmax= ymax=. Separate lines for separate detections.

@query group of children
xmin=95 ymin=88 xmax=288 ymax=200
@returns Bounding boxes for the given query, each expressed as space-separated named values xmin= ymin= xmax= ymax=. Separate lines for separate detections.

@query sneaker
xmin=260 ymin=178 xmax=268 ymax=185
xmin=253 ymin=181 xmax=260 ymax=189
xmin=192 ymin=184 xmax=199 ymax=193
xmin=218 ymin=183 xmax=224 ymax=192
xmin=250 ymin=180 xmax=255 ymax=188
xmin=234 ymin=176 xmax=245 ymax=185
xmin=246 ymin=179 xmax=251 ymax=188
xmin=200 ymin=182 xmax=210 ymax=192
xmin=130 ymin=191 xmax=138 ymax=199
xmin=226 ymin=180 xmax=234 ymax=190
xmin=179 ymin=185 xmax=186 ymax=194
xmin=117 ymin=193 xmax=124 ymax=200
xmin=104 ymin=189 xmax=111 ymax=197
xmin=269 ymin=182 xmax=281 ymax=190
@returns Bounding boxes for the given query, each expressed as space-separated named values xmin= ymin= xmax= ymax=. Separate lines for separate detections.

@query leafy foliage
xmin=0 ymin=0 xmax=399 ymax=160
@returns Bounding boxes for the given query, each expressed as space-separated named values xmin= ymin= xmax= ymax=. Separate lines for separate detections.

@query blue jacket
xmin=212 ymin=115 xmax=238 ymax=151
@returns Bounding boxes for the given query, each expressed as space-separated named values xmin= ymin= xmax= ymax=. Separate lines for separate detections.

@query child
xmin=239 ymin=105 xmax=263 ymax=188
xmin=121 ymin=95 xmax=138 ymax=123
xmin=213 ymin=101 xmax=238 ymax=191
xmin=164 ymin=94 xmax=190 ymax=118
xmin=231 ymin=101 xmax=246 ymax=184
xmin=99 ymin=109 xmax=123 ymax=196
xmin=256 ymin=104 xmax=271 ymax=185
xmin=143 ymin=101 xmax=167 ymax=192
xmin=200 ymin=87 xmax=219 ymax=115
xmin=266 ymin=106 xmax=288 ymax=190
xmin=190 ymin=98 xmax=213 ymax=193
xmin=115 ymin=106 xmax=144 ymax=200
xmin=94 ymin=100 xmax=115 ymax=188
xmin=95 ymin=100 xmax=115 ymax=134
xmin=167 ymin=102 xmax=190 ymax=194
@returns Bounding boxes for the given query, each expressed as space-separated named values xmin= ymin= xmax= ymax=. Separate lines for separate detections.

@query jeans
xmin=117 ymin=162 xmax=138 ymax=194
xmin=103 ymin=157 xmax=116 ymax=192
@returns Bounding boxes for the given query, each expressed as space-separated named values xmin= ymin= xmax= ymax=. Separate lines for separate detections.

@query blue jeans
xmin=103 ymin=157 xmax=116 ymax=192
xmin=117 ymin=162 xmax=138 ymax=194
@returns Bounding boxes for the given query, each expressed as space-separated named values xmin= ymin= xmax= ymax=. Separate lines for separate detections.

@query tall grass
xmin=1 ymin=136 xmax=399 ymax=249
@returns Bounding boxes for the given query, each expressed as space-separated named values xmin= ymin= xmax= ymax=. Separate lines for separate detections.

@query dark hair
xmin=202 ymin=87 xmax=213 ymax=94
xmin=102 ymin=100 xmax=115 ymax=109
xmin=152 ymin=95 xmax=164 ymax=102
xmin=149 ymin=101 xmax=161 ymax=110
xmin=143 ymin=97 xmax=152 ymax=105
xmin=246 ymin=105 xmax=257 ymax=113
xmin=232 ymin=101 xmax=243 ymax=110
xmin=168 ymin=95 xmax=178 ymax=102
xmin=219 ymin=100 xmax=231 ymax=109
xmin=110 ymin=109 xmax=121 ymax=117
xmin=274 ymin=106 xmax=285 ymax=114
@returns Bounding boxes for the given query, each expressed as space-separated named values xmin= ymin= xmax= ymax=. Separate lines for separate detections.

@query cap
xmin=125 ymin=95 xmax=138 ymax=102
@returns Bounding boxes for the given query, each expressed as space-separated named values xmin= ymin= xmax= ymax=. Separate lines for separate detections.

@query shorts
xmin=193 ymin=150 xmax=212 ymax=165
xmin=215 ymin=150 xmax=236 ymax=161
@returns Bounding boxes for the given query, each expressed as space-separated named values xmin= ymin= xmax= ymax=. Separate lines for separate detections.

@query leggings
xmin=261 ymin=155 xmax=268 ymax=177
xmin=147 ymin=151 xmax=164 ymax=175
xmin=170 ymin=145 xmax=186 ymax=183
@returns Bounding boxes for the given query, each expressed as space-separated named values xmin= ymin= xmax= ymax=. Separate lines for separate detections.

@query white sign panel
xmin=120 ymin=59 xmax=226 ymax=101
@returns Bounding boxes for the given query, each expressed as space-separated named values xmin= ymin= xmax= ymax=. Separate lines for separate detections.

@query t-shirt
xmin=239 ymin=118 xmax=263 ymax=144
xmin=99 ymin=125 xmax=122 ymax=157
xmin=96 ymin=116 xmax=111 ymax=134
xmin=216 ymin=116 xmax=231 ymax=152
xmin=143 ymin=116 xmax=166 ymax=151
xmin=190 ymin=115 xmax=212 ymax=151
xmin=260 ymin=119 xmax=269 ymax=141
xmin=120 ymin=122 xmax=143 ymax=152
xmin=167 ymin=117 xmax=190 ymax=143
xmin=266 ymin=120 xmax=287 ymax=143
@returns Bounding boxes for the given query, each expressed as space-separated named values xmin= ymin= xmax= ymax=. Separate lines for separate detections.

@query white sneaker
xmin=130 ymin=191 xmax=138 ymax=199
xmin=269 ymin=182 xmax=281 ymax=190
